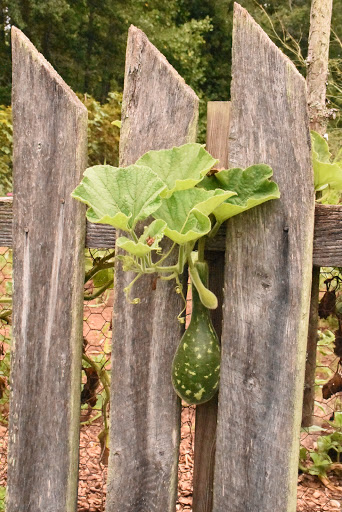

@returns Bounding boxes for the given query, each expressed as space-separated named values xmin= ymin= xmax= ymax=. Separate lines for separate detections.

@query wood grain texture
xmin=85 ymin=219 xmax=115 ymax=248
xmin=313 ymin=204 xmax=342 ymax=267
xmin=302 ymin=267 xmax=320 ymax=426
xmin=7 ymin=28 xmax=87 ymax=512
xmin=302 ymin=0 xmax=333 ymax=428
xmin=105 ymin=26 xmax=199 ymax=512
xmin=1 ymin=200 xmax=342 ymax=265
xmin=213 ymin=5 xmax=315 ymax=512
xmin=0 ymin=198 xmax=13 ymax=247
xmin=192 ymin=101 xmax=230 ymax=512
xmin=306 ymin=0 xmax=333 ymax=132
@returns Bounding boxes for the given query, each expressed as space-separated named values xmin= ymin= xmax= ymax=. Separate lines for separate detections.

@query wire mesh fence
xmin=298 ymin=267 xmax=342 ymax=511
xmin=0 ymin=247 xmax=12 ymax=512
xmin=1 ymin=252 xmax=342 ymax=511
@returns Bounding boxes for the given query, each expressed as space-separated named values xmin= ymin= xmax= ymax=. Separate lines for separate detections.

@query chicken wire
xmin=0 ymin=247 xmax=12 ymax=512
xmin=1 ymin=250 xmax=341 ymax=511
xmin=298 ymin=267 xmax=342 ymax=512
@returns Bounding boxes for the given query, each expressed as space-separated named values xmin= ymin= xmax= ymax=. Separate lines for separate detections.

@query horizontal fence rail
xmin=0 ymin=198 xmax=341 ymax=266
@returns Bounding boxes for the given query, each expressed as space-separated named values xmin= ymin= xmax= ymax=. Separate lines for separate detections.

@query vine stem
xmin=82 ymin=352 xmax=110 ymax=431
xmin=153 ymin=241 xmax=176 ymax=267
xmin=84 ymin=280 xmax=113 ymax=301
xmin=208 ymin=220 xmax=222 ymax=239
xmin=84 ymin=257 xmax=115 ymax=283
xmin=197 ymin=236 xmax=206 ymax=262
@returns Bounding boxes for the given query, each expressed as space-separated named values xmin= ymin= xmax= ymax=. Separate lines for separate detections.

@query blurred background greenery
xmin=0 ymin=0 xmax=341 ymax=195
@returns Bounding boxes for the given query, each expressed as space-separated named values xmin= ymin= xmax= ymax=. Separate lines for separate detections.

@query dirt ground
xmin=1 ymin=286 xmax=342 ymax=511
xmin=1 ymin=389 xmax=342 ymax=512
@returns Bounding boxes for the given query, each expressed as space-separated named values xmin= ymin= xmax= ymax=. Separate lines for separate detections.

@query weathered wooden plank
xmin=7 ymin=28 xmax=87 ymax=512
xmin=213 ymin=5 xmax=315 ymax=512
xmin=106 ymin=26 xmax=199 ymax=512
xmin=1 ymin=200 xmax=341 ymax=265
xmin=302 ymin=0 xmax=333 ymax=427
xmin=0 ymin=198 xmax=13 ymax=248
xmin=85 ymin=219 xmax=116 ymax=248
xmin=312 ymin=204 xmax=342 ymax=267
xmin=192 ymin=101 xmax=230 ymax=512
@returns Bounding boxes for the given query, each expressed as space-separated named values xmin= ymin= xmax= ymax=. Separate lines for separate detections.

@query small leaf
xmin=136 ymin=143 xmax=218 ymax=198
xmin=116 ymin=219 xmax=167 ymax=257
xmin=311 ymin=131 xmax=342 ymax=191
xmin=72 ymin=164 xmax=166 ymax=231
xmin=311 ymin=132 xmax=331 ymax=163
xmin=92 ymin=268 xmax=114 ymax=288
xmin=299 ymin=446 xmax=308 ymax=462
xmin=330 ymin=411 xmax=342 ymax=429
xmin=111 ymin=120 xmax=121 ymax=128
xmin=199 ymin=164 xmax=280 ymax=224
xmin=153 ymin=188 xmax=234 ymax=244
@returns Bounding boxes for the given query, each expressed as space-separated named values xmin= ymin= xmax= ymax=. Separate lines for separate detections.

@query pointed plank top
xmin=120 ymin=25 xmax=199 ymax=166
xmin=11 ymin=27 xmax=87 ymax=113
xmin=233 ymin=3 xmax=305 ymax=83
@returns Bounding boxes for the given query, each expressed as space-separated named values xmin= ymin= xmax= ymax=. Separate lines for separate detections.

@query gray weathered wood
xmin=0 ymin=198 xmax=13 ymax=247
xmin=192 ymin=101 xmax=230 ymax=512
xmin=213 ymin=5 xmax=315 ymax=512
xmin=1 ymin=200 xmax=341 ymax=265
xmin=85 ymin=219 xmax=116 ymax=248
xmin=7 ymin=28 xmax=87 ymax=512
xmin=302 ymin=266 xmax=320 ymax=426
xmin=302 ymin=0 xmax=333 ymax=427
xmin=106 ymin=26 xmax=199 ymax=512
xmin=312 ymin=204 xmax=342 ymax=267
xmin=306 ymin=0 xmax=333 ymax=132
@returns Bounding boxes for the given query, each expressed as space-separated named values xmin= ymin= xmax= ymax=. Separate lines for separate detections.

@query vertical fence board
xmin=192 ymin=101 xmax=230 ymax=512
xmin=213 ymin=5 xmax=315 ymax=512
xmin=8 ymin=28 xmax=87 ymax=512
xmin=106 ymin=26 xmax=199 ymax=512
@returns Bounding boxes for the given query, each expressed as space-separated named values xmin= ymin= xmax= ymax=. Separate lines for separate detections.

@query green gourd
xmin=172 ymin=261 xmax=220 ymax=405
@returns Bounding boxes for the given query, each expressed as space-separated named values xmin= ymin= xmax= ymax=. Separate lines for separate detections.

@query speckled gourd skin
xmin=172 ymin=261 xmax=220 ymax=405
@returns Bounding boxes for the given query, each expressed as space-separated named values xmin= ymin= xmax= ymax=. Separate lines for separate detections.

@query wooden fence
xmin=2 ymin=3 xmax=342 ymax=512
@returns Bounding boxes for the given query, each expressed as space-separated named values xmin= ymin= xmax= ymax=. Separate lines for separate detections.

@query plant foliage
xmin=72 ymin=142 xmax=280 ymax=311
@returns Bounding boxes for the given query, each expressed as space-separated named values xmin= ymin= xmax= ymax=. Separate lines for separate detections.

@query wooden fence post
xmin=7 ymin=28 xmax=87 ymax=512
xmin=213 ymin=5 xmax=315 ymax=512
xmin=106 ymin=26 xmax=198 ymax=512
xmin=192 ymin=101 xmax=230 ymax=512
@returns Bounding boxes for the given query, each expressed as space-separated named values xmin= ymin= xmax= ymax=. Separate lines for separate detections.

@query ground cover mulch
xmin=1 ymin=291 xmax=342 ymax=511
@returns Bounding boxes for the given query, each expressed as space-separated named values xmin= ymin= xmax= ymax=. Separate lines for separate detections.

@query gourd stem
xmin=197 ymin=236 xmax=206 ymax=262
xmin=188 ymin=259 xmax=218 ymax=309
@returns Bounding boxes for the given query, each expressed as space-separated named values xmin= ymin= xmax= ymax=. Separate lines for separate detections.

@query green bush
xmin=81 ymin=92 xmax=121 ymax=168
xmin=0 ymin=93 xmax=122 ymax=195
xmin=0 ymin=105 xmax=12 ymax=197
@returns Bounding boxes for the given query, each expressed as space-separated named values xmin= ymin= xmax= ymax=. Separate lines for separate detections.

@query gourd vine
xmin=72 ymin=142 xmax=281 ymax=404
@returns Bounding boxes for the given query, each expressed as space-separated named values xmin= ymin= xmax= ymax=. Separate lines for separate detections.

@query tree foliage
xmin=0 ymin=93 xmax=121 ymax=195
xmin=0 ymin=0 xmax=341 ymax=176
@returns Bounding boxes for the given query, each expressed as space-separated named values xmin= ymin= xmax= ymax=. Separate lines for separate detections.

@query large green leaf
xmin=116 ymin=219 xmax=167 ymax=257
xmin=153 ymin=188 xmax=234 ymax=244
xmin=199 ymin=164 xmax=280 ymax=224
xmin=311 ymin=131 xmax=342 ymax=191
xmin=136 ymin=143 xmax=218 ymax=198
xmin=72 ymin=164 xmax=166 ymax=231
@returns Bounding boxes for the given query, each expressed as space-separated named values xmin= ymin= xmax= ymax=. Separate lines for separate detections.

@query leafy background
xmin=0 ymin=0 xmax=341 ymax=196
